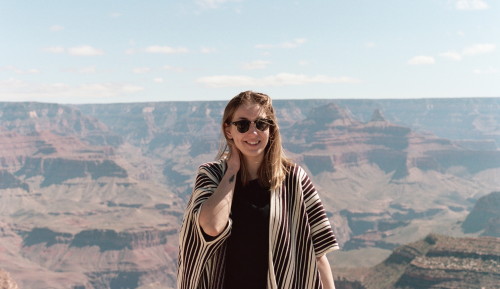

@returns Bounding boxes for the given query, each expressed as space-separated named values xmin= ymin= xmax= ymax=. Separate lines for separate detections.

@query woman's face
xmin=225 ymin=103 xmax=270 ymax=163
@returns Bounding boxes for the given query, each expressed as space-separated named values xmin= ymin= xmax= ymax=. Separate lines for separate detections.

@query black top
xmin=224 ymin=176 xmax=270 ymax=289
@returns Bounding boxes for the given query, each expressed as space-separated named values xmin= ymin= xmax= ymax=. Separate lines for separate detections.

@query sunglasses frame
xmin=229 ymin=118 xmax=274 ymax=133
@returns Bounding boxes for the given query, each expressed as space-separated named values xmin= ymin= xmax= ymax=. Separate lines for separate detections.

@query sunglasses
xmin=229 ymin=118 xmax=273 ymax=133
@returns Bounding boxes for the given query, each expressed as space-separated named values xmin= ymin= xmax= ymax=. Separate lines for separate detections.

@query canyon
xmin=0 ymin=98 xmax=499 ymax=288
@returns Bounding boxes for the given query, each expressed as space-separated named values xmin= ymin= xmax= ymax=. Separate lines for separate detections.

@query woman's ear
xmin=224 ymin=123 xmax=233 ymax=139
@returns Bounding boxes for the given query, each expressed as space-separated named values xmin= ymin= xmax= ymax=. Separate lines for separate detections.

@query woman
xmin=177 ymin=91 xmax=339 ymax=289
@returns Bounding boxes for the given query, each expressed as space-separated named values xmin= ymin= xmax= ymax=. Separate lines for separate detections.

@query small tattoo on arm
xmin=229 ymin=174 xmax=235 ymax=183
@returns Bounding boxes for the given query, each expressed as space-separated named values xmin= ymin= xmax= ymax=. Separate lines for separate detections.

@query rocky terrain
xmin=0 ymin=269 xmax=19 ymax=289
xmin=0 ymin=103 xmax=182 ymax=288
xmin=462 ymin=191 xmax=500 ymax=237
xmin=336 ymin=234 xmax=500 ymax=289
xmin=0 ymin=98 xmax=499 ymax=288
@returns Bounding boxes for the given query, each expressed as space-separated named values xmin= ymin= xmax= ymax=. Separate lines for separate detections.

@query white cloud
xmin=145 ymin=45 xmax=189 ymax=54
xmin=197 ymin=73 xmax=359 ymax=88
xmin=44 ymin=46 xmax=105 ymax=56
xmin=200 ymin=47 xmax=216 ymax=54
xmin=242 ymin=60 xmax=271 ymax=70
xmin=282 ymin=38 xmax=307 ymax=48
xmin=124 ymin=48 xmax=137 ymax=55
xmin=439 ymin=43 xmax=495 ymax=61
xmin=1 ymin=66 xmax=40 ymax=74
xmin=44 ymin=46 xmax=65 ymax=54
xmin=25 ymin=68 xmax=40 ymax=74
xmin=153 ymin=77 xmax=165 ymax=83
xmin=408 ymin=55 xmax=435 ymax=65
xmin=68 ymin=45 xmax=104 ymax=56
xmin=473 ymin=67 xmax=498 ymax=74
xmin=163 ymin=65 xmax=185 ymax=72
xmin=365 ymin=42 xmax=376 ymax=48
xmin=133 ymin=67 xmax=152 ymax=74
xmin=64 ymin=66 xmax=97 ymax=74
xmin=0 ymin=78 xmax=26 ymax=92
xmin=255 ymin=38 xmax=307 ymax=49
xmin=0 ymin=79 xmax=144 ymax=101
xmin=110 ymin=12 xmax=122 ymax=18
xmin=196 ymin=0 xmax=240 ymax=9
xmin=455 ymin=0 xmax=489 ymax=10
xmin=121 ymin=85 xmax=144 ymax=93
xmin=198 ymin=75 xmax=255 ymax=87
xmin=50 ymin=25 xmax=64 ymax=32
xmin=462 ymin=43 xmax=496 ymax=55
xmin=440 ymin=51 xmax=462 ymax=61
xmin=62 ymin=83 xmax=144 ymax=95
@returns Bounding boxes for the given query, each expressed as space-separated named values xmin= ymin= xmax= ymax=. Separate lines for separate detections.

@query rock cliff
xmin=462 ymin=191 xmax=500 ymax=237
xmin=355 ymin=234 xmax=500 ymax=289
xmin=13 ymin=226 xmax=178 ymax=288
xmin=1 ymin=98 xmax=499 ymax=288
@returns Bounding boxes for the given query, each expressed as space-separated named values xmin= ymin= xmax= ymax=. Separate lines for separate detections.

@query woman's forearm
xmin=317 ymin=254 xmax=336 ymax=289
xmin=198 ymin=167 xmax=238 ymax=236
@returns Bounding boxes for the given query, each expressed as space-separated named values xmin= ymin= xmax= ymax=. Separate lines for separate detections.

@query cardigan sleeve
xmin=299 ymin=166 xmax=339 ymax=257
xmin=177 ymin=161 xmax=232 ymax=289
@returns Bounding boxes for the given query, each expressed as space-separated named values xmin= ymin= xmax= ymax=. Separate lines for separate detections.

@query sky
xmin=0 ymin=0 xmax=499 ymax=104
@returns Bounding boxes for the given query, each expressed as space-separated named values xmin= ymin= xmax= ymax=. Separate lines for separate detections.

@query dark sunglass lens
xmin=256 ymin=120 xmax=270 ymax=131
xmin=236 ymin=120 xmax=251 ymax=133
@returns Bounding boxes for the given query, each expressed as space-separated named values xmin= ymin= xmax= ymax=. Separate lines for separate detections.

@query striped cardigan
xmin=177 ymin=160 xmax=339 ymax=289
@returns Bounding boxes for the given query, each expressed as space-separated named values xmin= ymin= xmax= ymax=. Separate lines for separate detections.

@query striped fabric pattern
xmin=177 ymin=160 xmax=339 ymax=289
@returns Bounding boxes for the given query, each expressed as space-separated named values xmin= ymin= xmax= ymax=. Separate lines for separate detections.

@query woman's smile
xmin=245 ymin=140 xmax=260 ymax=146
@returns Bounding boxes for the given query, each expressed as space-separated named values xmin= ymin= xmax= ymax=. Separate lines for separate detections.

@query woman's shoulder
xmin=285 ymin=162 xmax=307 ymax=179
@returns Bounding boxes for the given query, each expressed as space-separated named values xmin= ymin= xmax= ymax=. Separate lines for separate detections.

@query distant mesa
xmin=281 ymin=101 xmax=500 ymax=182
xmin=462 ymin=191 xmax=500 ymax=237
xmin=20 ymin=227 xmax=175 ymax=252
xmin=370 ymin=109 xmax=386 ymax=122
xmin=14 ymin=157 xmax=128 ymax=187
xmin=305 ymin=103 xmax=356 ymax=128
xmin=0 ymin=102 xmax=129 ymax=187
xmin=0 ymin=102 xmax=123 ymax=147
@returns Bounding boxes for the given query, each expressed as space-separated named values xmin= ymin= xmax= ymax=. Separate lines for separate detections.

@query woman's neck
xmin=244 ymin=156 xmax=263 ymax=180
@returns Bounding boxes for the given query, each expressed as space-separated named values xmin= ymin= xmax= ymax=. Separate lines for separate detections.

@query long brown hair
xmin=216 ymin=91 xmax=292 ymax=190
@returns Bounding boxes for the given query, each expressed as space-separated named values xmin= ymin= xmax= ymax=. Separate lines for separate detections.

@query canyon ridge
xmin=0 ymin=98 xmax=499 ymax=288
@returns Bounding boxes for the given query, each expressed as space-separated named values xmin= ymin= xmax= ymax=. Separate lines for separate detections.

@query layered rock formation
xmin=0 ymin=102 xmax=183 ymax=288
xmin=285 ymin=102 xmax=499 ymax=178
xmin=0 ymin=98 xmax=499 ymax=288
xmin=462 ymin=191 xmax=500 ymax=237
xmin=333 ymin=98 xmax=500 ymax=149
xmin=355 ymin=234 xmax=500 ymax=289
xmin=13 ymin=226 xmax=177 ymax=288
xmin=279 ymin=102 xmax=499 ymax=250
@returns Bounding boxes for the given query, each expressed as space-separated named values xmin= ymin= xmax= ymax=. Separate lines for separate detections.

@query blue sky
xmin=0 ymin=0 xmax=498 ymax=103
